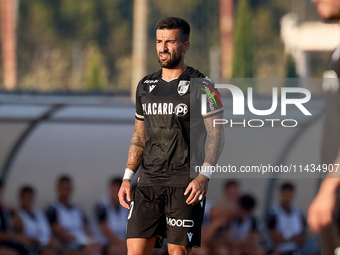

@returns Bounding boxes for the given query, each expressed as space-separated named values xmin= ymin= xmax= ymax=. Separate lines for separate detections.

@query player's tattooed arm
xmin=126 ymin=119 xmax=145 ymax=172
xmin=203 ymin=112 xmax=225 ymax=165
xmin=185 ymin=112 xmax=224 ymax=205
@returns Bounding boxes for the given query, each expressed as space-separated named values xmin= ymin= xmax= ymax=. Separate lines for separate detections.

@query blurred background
xmin=1 ymin=0 xmax=339 ymax=254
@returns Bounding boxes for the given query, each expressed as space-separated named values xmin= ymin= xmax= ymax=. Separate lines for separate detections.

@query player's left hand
xmin=184 ymin=175 xmax=209 ymax=205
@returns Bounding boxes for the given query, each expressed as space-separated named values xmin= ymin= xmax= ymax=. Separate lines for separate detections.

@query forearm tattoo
xmin=126 ymin=121 xmax=145 ymax=172
xmin=204 ymin=114 xmax=225 ymax=165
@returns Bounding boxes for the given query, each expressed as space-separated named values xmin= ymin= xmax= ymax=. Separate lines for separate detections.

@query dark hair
xmin=239 ymin=194 xmax=256 ymax=211
xmin=281 ymin=182 xmax=294 ymax=192
xmin=155 ymin=17 xmax=190 ymax=42
xmin=110 ymin=177 xmax=122 ymax=187
xmin=224 ymin=180 xmax=239 ymax=189
xmin=20 ymin=185 xmax=34 ymax=196
xmin=58 ymin=175 xmax=72 ymax=184
xmin=0 ymin=179 xmax=3 ymax=188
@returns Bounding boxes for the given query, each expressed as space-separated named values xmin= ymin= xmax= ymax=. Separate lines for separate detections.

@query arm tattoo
xmin=130 ymin=142 xmax=144 ymax=149
xmin=203 ymin=113 xmax=225 ymax=165
xmin=126 ymin=120 xmax=145 ymax=172
xmin=193 ymin=176 xmax=209 ymax=193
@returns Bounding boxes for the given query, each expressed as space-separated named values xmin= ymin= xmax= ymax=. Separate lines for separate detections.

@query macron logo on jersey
xmin=144 ymin=80 xmax=159 ymax=93
xmin=149 ymin=85 xmax=156 ymax=92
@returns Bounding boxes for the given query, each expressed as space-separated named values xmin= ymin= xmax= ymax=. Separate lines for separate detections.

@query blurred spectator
xmin=45 ymin=175 xmax=101 ymax=255
xmin=267 ymin=183 xmax=306 ymax=255
xmin=225 ymin=194 xmax=264 ymax=255
xmin=199 ymin=180 xmax=240 ymax=255
xmin=12 ymin=185 xmax=56 ymax=255
xmin=0 ymin=180 xmax=28 ymax=255
xmin=222 ymin=180 xmax=240 ymax=214
xmin=94 ymin=178 xmax=127 ymax=255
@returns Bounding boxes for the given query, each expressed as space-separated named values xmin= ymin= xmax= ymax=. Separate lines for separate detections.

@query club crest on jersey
xmin=178 ymin=81 xmax=190 ymax=96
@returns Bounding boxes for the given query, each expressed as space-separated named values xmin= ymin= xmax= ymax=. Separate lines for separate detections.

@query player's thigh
xmin=127 ymin=237 xmax=157 ymax=255
xmin=166 ymin=187 xmax=205 ymax=248
xmin=126 ymin=186 xmax=167 ymax=246
xmin=168 ymin=243 xmax=192 ymax=255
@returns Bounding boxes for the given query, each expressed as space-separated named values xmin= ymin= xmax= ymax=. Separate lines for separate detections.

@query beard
xmin=158 ymin=50 xmax=182 ymax=69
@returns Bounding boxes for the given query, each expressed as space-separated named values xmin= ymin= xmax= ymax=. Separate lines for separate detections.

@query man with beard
xmin=308 ymin=0 xmax=340 ymax=254
xmin=118 ymin=17 xmax=224 ymax=255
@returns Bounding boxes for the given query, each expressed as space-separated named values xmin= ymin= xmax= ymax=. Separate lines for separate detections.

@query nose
xmin=159 ymin=42 xmax=168 ymax=52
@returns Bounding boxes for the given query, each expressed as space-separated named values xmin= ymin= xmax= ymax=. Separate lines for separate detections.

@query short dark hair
xmin=110 ymin=177 xmax=122 ymax=187
xmin=239 ymin=194 xmax=256 ymax=211
xmin=20 ymin=185 xmax=34 ymax=196
xmin=58 ymin=175 xmax=72 ymax=184
xmin=224 ymin=180 xmax=239 ymax=189
xmin=281 ymin=182 xmax=294 ymax=192
xmin=155 ymin=17 xmax=190 ymax=42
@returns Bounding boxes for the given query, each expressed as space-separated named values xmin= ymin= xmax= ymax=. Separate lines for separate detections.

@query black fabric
xmin=135 ymin=67 xmax=223 ymax=187
xmin=126 ymin=185 xmax=205 ymax=248
xmin=45 ymin=206 xmax=57 ymax=224
xmin=0 ymin=241 xmax=27 ymax=255
xmin=95 ymin=203 xmax=107 ymax=222
xmin=267 ymin=213 xmax=277 ymax=229
xmin=250 ymin=216 xmax=257 ymax=231
xmin=0 ymin=206 xmax=7 ymax=232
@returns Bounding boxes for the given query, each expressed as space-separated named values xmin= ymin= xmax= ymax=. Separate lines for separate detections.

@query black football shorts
xmin=126 ymin=185 xmax=205 ymax=248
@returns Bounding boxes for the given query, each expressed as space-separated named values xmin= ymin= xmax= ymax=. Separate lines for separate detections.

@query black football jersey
xmin=135 ymin=66 xmax=223 ymax=187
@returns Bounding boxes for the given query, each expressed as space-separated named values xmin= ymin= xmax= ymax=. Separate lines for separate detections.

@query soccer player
xmin=13 ymin=186 xmax=54 ymax=255
xmin=118 ymin=17 xmax=224 ymax=255
xmin=45 ymin=175 xmax=101 ymax=254
xmin=308 ymin=0 xmax=340 ymax=233
xmin=268 ymin=183 xmax=306 ymax=255
xmin=95 ymin=178 xmax=128 ymax=255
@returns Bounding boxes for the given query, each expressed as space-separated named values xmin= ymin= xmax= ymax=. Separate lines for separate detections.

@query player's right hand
xmin=118 ymin=180 xmax=132 ymax=209
xmin=308 ymin=187 xmax=336 ymax=233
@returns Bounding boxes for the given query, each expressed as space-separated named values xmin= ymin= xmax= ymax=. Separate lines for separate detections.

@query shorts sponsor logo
xmin=174 ymin=103 xmax=188 ymax=117
xmin=187 ymin=232 xmax=193 ymax=242
xmin=178 ymin=81 xmax=190 ymax=96
xmin=166 ymin=217 xmax=194 ymax=227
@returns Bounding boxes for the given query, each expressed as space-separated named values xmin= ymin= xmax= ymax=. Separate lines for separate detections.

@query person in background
xmin=45 ymin=175 xmax=101 ymax=255
xmin=94 ymin=178 xmax=127 ymax=255
xmin=267 ymin=183 xmax=306 ymax=255
xmin=226 ymin=194 xmax=264 ymax=255
xmin=200 ymin=180 xmax=240 ymax=254
xmin=0 ymin=180 xmax=28 ymax=255
xmin=12 ymin=185 xmax=56 ymax=255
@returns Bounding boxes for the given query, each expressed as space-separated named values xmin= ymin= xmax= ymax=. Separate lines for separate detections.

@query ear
xmin=183 ymin=41 xmax=190 ymax=53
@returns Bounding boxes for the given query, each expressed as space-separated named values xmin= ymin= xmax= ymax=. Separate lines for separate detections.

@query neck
xmin=59 ymin=197 xmax=69 ymax=206
xmin=162 ymin=61 xmax=187 ymax=81
xmin=281 ymin=203 xmax=291 ymax=213
xmin=22 ymin=206 xmax=30 ymax=212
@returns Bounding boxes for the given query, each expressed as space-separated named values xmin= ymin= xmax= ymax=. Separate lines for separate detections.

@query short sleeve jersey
xmin=135 ymin=66 xmax=223 ymax=187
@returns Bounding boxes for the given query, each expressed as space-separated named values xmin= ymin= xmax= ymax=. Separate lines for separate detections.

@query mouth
xmin=159 ymin=53 xmax=170 ymax=60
